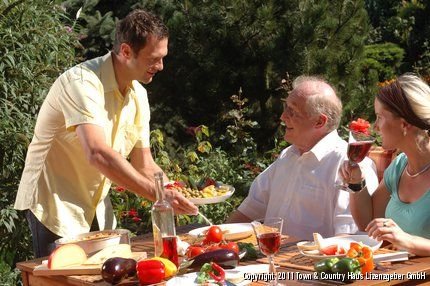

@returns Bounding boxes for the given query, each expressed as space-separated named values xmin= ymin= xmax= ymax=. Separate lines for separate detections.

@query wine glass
xmin=251 ymin=217 xmax=283 ymax=286
xmin=338 ymin=130 xmax=375 ymax=193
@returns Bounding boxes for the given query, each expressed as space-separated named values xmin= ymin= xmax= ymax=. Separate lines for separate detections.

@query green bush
xmin=362 ymin=43 xmax=405 ymax=81
xmin=5 ymin=1 xmax=430 ymax=281
xmin=110 ymin=92 xmax=285 ymax=232
xmin=0 ymin=0 xmax=80 ymax=276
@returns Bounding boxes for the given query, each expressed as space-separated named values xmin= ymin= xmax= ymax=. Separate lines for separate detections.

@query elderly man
xmin=15 ymin=10 xmax=197 ymax=258
xmin=227 ymin=76 xmax=378 ymax=240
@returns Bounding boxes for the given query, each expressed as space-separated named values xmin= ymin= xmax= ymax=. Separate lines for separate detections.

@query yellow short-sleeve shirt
xmin=14 ymin=52 xmax=151 ymax=237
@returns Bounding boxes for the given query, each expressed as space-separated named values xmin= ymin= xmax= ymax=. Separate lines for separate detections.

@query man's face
xmin=280 ymin=89 xmax=318 ymax=148
xmin=128 ymin=34 xmax=168 ymax=84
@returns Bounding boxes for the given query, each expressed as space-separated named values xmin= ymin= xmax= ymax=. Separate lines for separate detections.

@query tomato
xmin=337 ymin=247 xmax=346 ymax=255
xmin=205 ymin=226 xmax=223 ymax=243
xmin=320 ymin=245 xmax=346 ymax=256
xmin=186 ymin=246 xmax=205 ymax=258
xmin=205 ymin=244 xmax=222 ymax=252
xmin=320 ymin=245 xmax=338 ymax=256
xmin=220 ymin=242 xmax=239 ymax=254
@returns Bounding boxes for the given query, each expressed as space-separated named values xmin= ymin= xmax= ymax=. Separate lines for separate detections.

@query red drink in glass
xmin=257 ymin=232 xmax=281 ymax=256
xmin=347 ymin=141 xmax=373 ymax=163
xmin=161 ymin=235 xmax=179 ymax=266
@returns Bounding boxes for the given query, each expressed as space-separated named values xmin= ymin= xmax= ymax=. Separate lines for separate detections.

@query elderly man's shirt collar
xmin=290 ymin=130 xmax=340 ymax=161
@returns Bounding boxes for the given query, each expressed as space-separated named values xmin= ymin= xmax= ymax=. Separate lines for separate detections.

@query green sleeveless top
xmin=384 ymin=153 xmax=430 ymax=238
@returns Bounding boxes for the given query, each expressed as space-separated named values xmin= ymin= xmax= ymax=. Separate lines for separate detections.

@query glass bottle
xmin=151 ymin=172 xmax=178 ymax=266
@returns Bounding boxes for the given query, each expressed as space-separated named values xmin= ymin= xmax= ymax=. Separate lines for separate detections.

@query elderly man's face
xmin=280 ymin=89 xmax=318 ymax=148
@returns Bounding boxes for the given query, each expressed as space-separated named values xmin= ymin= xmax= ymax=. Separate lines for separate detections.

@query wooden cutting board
xmin=179 ymin=233 xmax=290 ymax=246
xmin=33 ymin=252 xmax=146 ymax=276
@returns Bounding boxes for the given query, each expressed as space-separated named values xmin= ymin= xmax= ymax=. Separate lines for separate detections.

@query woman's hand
xmin=339 ymin=160 xmax=363 ymax=184
xmin=365 ymin=218 xmax=412 ymax=250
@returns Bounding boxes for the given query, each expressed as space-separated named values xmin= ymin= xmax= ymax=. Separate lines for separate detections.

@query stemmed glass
xmin=251 ymin=217 xmax=283 ymax=286
xmin=338 ymin=130 xmax=375 ymax=193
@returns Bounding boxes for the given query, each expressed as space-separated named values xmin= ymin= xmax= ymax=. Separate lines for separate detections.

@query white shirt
xmin=238 ymin=130 xmax=378 ymax=240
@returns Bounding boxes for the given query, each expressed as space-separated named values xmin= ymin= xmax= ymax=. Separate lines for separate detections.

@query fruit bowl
xmin=55 ymin=229 xmax=130 ymax=255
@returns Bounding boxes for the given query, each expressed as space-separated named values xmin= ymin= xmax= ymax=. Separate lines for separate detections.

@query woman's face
xmin=374 ymin=98 xmax=404 ymax=150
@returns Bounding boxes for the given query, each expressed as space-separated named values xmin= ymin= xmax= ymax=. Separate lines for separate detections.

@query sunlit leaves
xmin=1 ymin=0 xmax=79 ymax=271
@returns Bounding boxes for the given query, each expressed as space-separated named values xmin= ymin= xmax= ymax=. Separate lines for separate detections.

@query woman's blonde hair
xmin=377 ymin=73 xmax=430 ymax=150
xmin=398 ymin=74 xmax=430 ymax=128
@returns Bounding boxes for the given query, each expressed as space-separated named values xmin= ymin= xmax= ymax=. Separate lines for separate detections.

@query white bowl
xmin=188 ymin=184 xmax=235 ymax=205
xmin=297 ymin=234 xmax=382 ymax=260
xmin=55 ymin=229 xmax=130 ymax=254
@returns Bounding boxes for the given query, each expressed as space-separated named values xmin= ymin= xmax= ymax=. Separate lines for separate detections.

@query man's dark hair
xmin=113 ymin=9 xmax=169 ymax=55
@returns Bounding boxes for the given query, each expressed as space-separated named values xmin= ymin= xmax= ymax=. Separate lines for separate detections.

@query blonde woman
xmin=341 ymin=73 xmax=430 ymax=256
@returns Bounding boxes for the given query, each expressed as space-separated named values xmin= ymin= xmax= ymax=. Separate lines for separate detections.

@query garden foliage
xmin=2 ymin=0 xmax=430 ymax=283
xmin=0 ymin=0 xmax=79 ymax=283
xmin=62 ymin=0 xmax=372 ymax=150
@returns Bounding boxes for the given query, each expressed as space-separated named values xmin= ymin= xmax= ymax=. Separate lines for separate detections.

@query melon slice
xmin=48 ymin=244 xmax=87 ymax=269
xmin=297 ymin=232 xmax=325 ymax=253
xmin=83 ymin=244 xmax=132 ymax=265
xmin=313 ymin=232 xmax=324 ymax=250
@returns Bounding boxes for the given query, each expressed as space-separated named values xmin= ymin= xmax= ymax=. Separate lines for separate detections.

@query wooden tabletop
xmin=16 ymin=223 xmax=430 ymax=286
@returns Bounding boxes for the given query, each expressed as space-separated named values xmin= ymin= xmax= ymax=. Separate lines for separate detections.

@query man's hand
xmin=165 ymin=188 xmax=198 ymax=215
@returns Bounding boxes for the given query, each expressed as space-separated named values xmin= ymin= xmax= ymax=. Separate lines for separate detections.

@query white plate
xmin=297 ymin=234 xmax=383 ymax=260
xmin=166 ymin=264 xmax=269 ymax=286
xmin=188 ymin=223 xmax=253 ymax=241
xmin=189 ymin=184 xmax=235 ymax=205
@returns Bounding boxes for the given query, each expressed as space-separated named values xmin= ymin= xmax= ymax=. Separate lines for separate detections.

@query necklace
xmin=405 ymin=162 xmax=430 ymax=178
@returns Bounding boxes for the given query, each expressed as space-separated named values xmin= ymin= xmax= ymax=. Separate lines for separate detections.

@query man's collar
xmin=290 ymin=130 xmax=340 ymax=161
xmin=309 ymin=130 xmax=340 ymax=161
xmin=100 ymin=52 xmax=120 ymax=93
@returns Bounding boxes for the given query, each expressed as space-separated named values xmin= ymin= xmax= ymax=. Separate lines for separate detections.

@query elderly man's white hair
xmin=291 ymin=75 xmax=343 ymax=131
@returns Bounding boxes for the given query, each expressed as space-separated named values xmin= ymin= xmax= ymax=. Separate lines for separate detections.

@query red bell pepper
xmin=208 ymin=262 xmax=225 ymax=282
xmin=136 ymin=259 xmax=165 ymax=285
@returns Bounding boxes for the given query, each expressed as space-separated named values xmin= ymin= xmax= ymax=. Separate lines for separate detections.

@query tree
xmin=362 ymin=43 xmax=405 ymax=81
xmin=60 ymin=0 xmax=371 ymax=146
xmin=137 ymin=0 xmax=370 ymax=147
xmin=365 ymin=0 xmax=430 ymax=75
xmin=274 ymin=0 xmax=370 ymax=122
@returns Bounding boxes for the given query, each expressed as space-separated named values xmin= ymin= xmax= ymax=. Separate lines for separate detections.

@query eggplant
xmin=101 ymin=257 xmax=137 ymax=284
xmin=189 ymin=248 xmax=239 ymax=270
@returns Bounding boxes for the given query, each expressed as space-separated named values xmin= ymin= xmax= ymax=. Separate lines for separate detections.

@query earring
xmin=403 ymin=130 xmax=407 ymax=136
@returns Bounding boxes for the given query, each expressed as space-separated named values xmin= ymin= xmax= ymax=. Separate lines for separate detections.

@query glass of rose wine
xmin=338 ymin=130 xmax=375 ymax=192
xmin=251 ymin=217 xmax=283 ymax=286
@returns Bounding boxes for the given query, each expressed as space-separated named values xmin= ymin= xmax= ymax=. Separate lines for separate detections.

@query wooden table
xmin=16 ymin=224 xmax=430 ymax=286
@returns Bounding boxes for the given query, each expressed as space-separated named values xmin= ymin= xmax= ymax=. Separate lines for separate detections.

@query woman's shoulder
xmin=391 ymin=153 xmax=408 ymax=167
xmin=383 ymin=153 xmax=407 ymax=192
xmin=387 ymin=152 xmax=407 ymax=170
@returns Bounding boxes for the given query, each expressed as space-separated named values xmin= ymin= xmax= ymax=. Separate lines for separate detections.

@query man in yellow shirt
xmin=15 ymin=9 xmax=198 ymax=258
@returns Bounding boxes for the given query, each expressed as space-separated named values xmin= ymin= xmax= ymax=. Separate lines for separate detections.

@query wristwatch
xmin=348 ymin=180 xmax=366 ymax=192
